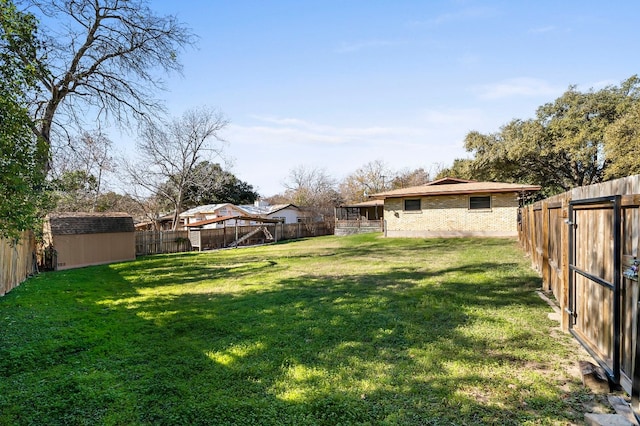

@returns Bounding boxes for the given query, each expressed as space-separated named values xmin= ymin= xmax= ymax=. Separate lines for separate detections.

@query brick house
xmin=371 ymin=178 xmax=540 ymax=238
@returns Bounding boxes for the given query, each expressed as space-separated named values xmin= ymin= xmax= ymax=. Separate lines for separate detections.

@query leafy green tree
xmin=448 ymin=76 xmax=640 ymax=195
xmin=49 ymin=170 xmax=98 ymax=212
xmin=604 ymin=101 xmax=640 ymax=179
xmin=435 ymin=158 xmax=475 ymax=180
xmin=0 ymin=0 xmax=50 ymax=240
xmin=166 ymin=161 xmax=258 ymax=208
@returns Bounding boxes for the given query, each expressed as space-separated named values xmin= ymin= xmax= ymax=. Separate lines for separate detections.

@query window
xmin=404 ymin=199 xmax=421 ymax=211
xmin=469 ymin=195 xmax=491 ymax=210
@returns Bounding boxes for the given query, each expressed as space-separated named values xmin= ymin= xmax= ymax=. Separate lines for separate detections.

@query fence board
xmin=135 ymin=230 xmax=191 ymax=256
xmin=0 ymin=231 xmax=37 ymax=296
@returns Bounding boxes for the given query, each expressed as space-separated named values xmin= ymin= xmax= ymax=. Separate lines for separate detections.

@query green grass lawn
xmin=0 ymin=234 xmax=598 ymax=425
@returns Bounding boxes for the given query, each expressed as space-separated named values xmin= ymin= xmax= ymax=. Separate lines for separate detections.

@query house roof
xmin=239 ymin=203 xmax=299 ymax=216
xmin=46 ymin=212 xmax=135 ymax=235
xmin=371 ymin=181 xmax=541 ymax=199
xmin=184 ymin=215 xmax=284 ymax=228
xmin=134 ymin=212 xmax=176 ymax=228
xmin=425 ymin=177 xmax=476 ymax=185
xmin=179 ymin=203 xmax=250 ymax=217
xmin=266 ymin=203 xmax=300 ymax=215
xmin=339 ymin=199 xmax=384 ymax=208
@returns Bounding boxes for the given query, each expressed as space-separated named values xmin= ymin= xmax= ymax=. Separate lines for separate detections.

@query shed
xmin=371 ymin=179 xmax=541 ymax=238
xmin=43 ymin=212 xmax=136 ymax=270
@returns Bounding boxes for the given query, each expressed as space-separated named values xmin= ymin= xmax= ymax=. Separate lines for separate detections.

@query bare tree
xmin=122 ymin=106 xmax=229 ymax=230
xmin=18 ymin=0 xmax=195 ymax=171
xmin=51 ymin=129 xmax=114 ymax=211
xmin=284 ymin=165 xmax=340 ymax=221
xmin=390 ymin=167 xmax=433 ymax=189
xmin=115 ymin=185 xmax=166 ymax=229
xmin=339 ymin=160 xmax=394 ymax=202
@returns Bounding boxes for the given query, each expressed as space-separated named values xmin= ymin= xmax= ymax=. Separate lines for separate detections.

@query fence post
xmin=632 ymin=274 xmax=640 ymax=421
xmin=528 ymin=206 xmax=536 ymax=270
xmin=541 ymin=201 xmax=550 ymax=291
xmin=560 ymin=197 xmax=570 ymax=332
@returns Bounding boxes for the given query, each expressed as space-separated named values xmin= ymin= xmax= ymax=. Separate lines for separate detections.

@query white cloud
xmin=240 ymin=115 xmax=406 ymax=146
xmin=473 ymin=78 xmax=562 ymax=100
xmin=220 ymin=113 xmax=476 ymax=195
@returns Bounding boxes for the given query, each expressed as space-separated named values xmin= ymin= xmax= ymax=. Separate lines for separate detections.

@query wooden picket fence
xmin=519 ymin=174 xmax=640 ymax=396
xmin=136 ymin=221 xmax=334 ymax=256
xmin=0 ymin=231 xmax=37 ymax=296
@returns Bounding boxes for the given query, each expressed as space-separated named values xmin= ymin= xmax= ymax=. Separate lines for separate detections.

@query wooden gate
xmin=568 ymin=195 xmax=622 ymax=384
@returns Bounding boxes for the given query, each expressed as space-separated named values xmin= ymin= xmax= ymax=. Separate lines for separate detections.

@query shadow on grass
xmin=0 ymin=238 xmax=589 ymax=425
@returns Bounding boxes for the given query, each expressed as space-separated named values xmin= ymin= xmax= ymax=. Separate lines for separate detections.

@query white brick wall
xmin=383 ymin=193 xmax=519 ymax=237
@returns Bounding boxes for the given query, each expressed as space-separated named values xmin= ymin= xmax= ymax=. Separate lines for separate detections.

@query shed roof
xmin=46 ymin=212 xmax=135 ymax=235
xmin=371 ymin=181 xmax=541 ymax=199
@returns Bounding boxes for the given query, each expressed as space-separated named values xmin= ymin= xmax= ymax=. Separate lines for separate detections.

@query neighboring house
xmin=371 ymin=178 xmax=541 ymax=238
xmin=181 ymin=201 xmax=290 ymax=250
xmin=134 ymin=212 xmax=176 ymax=231
xmin=180 ymin=202 xmax=302 ymax=229
xmin=179 ymin=203 xmax=251 ymax=229
xmin=239 ymin=201 xmax=303 ymax=224
xmin=43 ymin=212 xmax=136 ymax=270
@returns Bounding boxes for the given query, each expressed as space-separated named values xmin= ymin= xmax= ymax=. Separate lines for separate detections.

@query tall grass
xmin=0 ymin=235 xmax=598 ymax=425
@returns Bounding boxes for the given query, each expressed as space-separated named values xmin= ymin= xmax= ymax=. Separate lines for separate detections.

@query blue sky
xmin=133 ymin=0 xmax=640 ymax=196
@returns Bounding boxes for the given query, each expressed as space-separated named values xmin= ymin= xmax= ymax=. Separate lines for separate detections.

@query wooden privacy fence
xmin=135 ymin=230 xmax=192 ymax=256
xmin=0 ymin=231 xmax=37 ymax=296
xmin=518 ymin=175 xmax=640 ymax=398
xmin=136 ymin=221 xmax=334 ymax=256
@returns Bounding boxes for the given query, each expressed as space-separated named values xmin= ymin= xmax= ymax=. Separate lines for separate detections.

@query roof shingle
xmin=46 ymin=212 xmax=134 ymax=235
xmin=371 ymin=181 xmax=541 ymax=199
